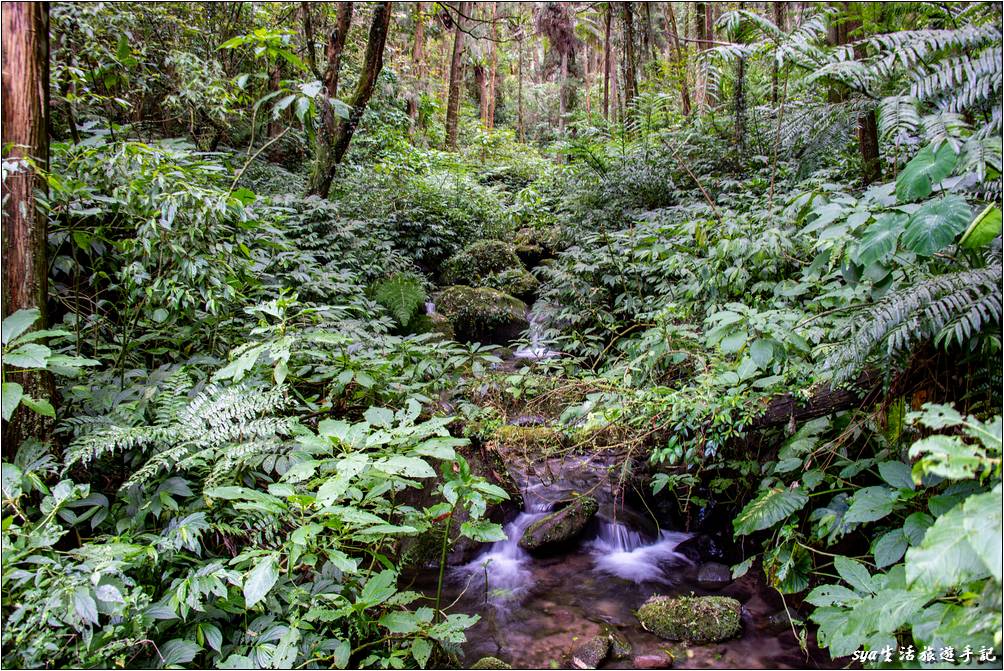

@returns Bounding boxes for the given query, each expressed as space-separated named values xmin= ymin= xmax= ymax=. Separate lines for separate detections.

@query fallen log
xmin=749 ymin=370 xmax=884 ymax=430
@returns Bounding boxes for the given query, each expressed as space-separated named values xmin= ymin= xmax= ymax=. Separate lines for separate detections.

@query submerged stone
xmin=519 ymin=495 xmax=598 ymax=553
xmin=632 ymin=653 xmax=672 ymax=669
xmin=636 ymin=595 xmax=742 ymax=643
xmin=470 ymin=656 xmax=512 ymax=670
xmin=697 ymin=562 xmax=732 ymax=589
xmin=570 ymin=635 xmax=610 ymax=669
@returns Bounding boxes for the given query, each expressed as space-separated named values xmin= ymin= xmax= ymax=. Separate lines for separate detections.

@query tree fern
xmin=823 ymin=243 xmax=1003 ymax=382
xmin=371 ymin=273 xmax=427 ymax=328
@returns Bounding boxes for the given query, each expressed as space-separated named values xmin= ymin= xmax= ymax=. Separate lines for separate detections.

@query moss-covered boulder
xmin=636 ymin=595 xmax=742 ymax=643
xmin=482 ymin=267 xmax=540 ymax=301
xmin=601 ymin=625 xmax=633 ymax=660
xmin=570 ymin=635 xmax=610 ymax=669
xmin=519 ymin=495 xmax=598 ymax=553
xmin=514 ymin=226 xmax=563 ymax=266
xmin=435 ymin=286 xmax=528 ymax=345
xmin=492 ymin=425 xmax=564 ymax=455
xmin=408 ymin=312 xmax=455 ymax=340
xmin=442 ymin=240 xmax=522 ymax=286
xmin=470 ymin=657 xmax=512 ymax=670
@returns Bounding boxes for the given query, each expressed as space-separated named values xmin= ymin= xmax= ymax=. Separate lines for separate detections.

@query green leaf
xmin=960 ymin=485 xmax=1002 ymax=582
xmin=379 ymin=611 xmax=422 ymax=634
xmin=4 ymin=343 xmax=51 ymax=369
xmin=363 ymin=406 xmax=395 ymax=428
xmin=804 ymin=583 xmax=861 ymax=607
xmin=834 ymin=555 xmax=874 ymax=594
xmin=719 ymin=329 xmax=748 ymax=354
xmin=906 ymin=503 xmax=989 ymax=591
xmin=2 ymin=308 xmax=39 ymax=345
xmin=358 ymin=569 xmax=397 ymax=608
xmin=316 ymin=455 xmax=369 ymax=507
xmin=959 ymin=204 xmax=1003 ymax=249
xmin=844 ymin=486 xmax=898 ymax=524
xmin=460 ymin=520 xmax=507 ymax=542
xmin=411 ymin=638 xmax=432 ymax=669
xmin=902 ymin=512 xmax=933 ymax=546
xmin=73 ymin=587 xmax=99 ymax=625
xmin=902 ymin=195 xmax=971 ymax=256
xmin=20 ymin=395 xmax=55 ymax=418
xmin=2 ymin=382 xmax=23 ymax=421
xmin=896 ymin=142 xmax=958 ymax=202
xmin=873 ymin=529 xmax=908 ymax=568
xmin=878 ymin=461 xmax=914 ymax=490
xmin=853 ymin=214 xmax=905 ymax=266
xmin=375 ymin=455 xmax=436 ymax=479
xmin=733 ymin=486 xmax=809 ymax=535
xmin=749 ymin=339 xmax=775 ymax=368
xmin=243 ymin=555 xmax=279 ymax=608
xmin=161 ymin=639 xmax=200 ymax=666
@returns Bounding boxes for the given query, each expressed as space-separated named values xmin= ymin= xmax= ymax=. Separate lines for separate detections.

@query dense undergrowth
xmin=2 ymin=2 xmax=1002 ymax=669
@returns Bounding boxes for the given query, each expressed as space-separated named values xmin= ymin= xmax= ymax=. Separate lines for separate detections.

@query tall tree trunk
xmin=301 ymin=2 xmax=319 ymax=79
xmin=846 ymin=6 xmax=881 ymax=183
xmin=326 ymin=2 xmax=354 ymax=100
xmin=771 ymin=1 xmax=785 ymax=105
xmin=558 ymin=50 xmax=568 ymax=132
xmin=408 ymin=2 xmax=426 ymax=128
xmin=487 ymin=2 xmax=499 ymax=129
xmin=622 ymin=2 xmax=638 ymax=110
xmin=2 ymin=1 xmax=54 ymax=454
xmin=583 ymin=41 xmax=592 ymax=116
xmin=518 ymin=30 xmax=525 ymax=141
xmin=665 ymin=1 xmax=691 ymax=116
xmin=476 ymin=64 xmax=488 ymax=127
xmin=308 ymin=2 xmax=353 ymax=196
xmin=734 ymin=55 xmax=746 ymax=155
xmin=309 ymin=2 xmax=391 ymax=196
xmin=603 ymin=3 xmax=612 ymax=121
xmin=445 ymin=1 xmax=468 ymax=150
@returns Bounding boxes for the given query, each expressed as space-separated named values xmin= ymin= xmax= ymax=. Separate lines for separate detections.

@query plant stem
xmin=434 ymin=505 xmax=456 ymax=621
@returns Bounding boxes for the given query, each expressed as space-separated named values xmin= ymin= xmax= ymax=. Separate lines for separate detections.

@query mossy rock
xmin=601 ymin=625 xmax=633 ymax=659
xmin=518 ymin=495 xmax=598 ymax=553
xmin=492 ymin=425 xmax=564 ymax=456
xmin=515 ymin=225 xmax=563 ymax=257
xmin=435 ymin=286 xmax=528 ymax=345
xmin=408 ymin=312 xmax=455 ymax=340
xmin=442 ymin=240 xmax=522 ymax=286
xmin=570 ymin=635 xmax=610 ymax=669
xmin=636 ymin=595 xmax=742 ymax=643
xmin=470 ymin=657 xmax=512 ymax=670
xmin=482 ymin=267 xmax=540 ymax=301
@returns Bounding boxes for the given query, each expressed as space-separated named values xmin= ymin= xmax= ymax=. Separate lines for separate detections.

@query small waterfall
xmin=425 ymin=301 xmax=436 ymax=316
xmin=513 ymin=305 xmax=560 ymax=360
xmin=589 ymin=521 xmax=692 ymax=584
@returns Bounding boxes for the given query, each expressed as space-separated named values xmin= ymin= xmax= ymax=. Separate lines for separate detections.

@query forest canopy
xmin=1 ymin=2 xmax=1002 ymax=669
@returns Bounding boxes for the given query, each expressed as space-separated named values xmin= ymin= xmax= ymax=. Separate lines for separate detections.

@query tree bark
xmin=558 ymin=50 xmax=568 ymax=132
xmin=665 ymin=1 xmax=692 ymax=116
xmin=408 ymin=2 xmax=426 ymax=128
xmin=2 ymin=1 xmax=54 ymax=454
xmin=622 ymin=2 xmax=638 ymax=110
xmin=750 ymin=371 xmax=882 ymax=430
xmin=517 ymin=27 xmax=525 ymax=141
xmin=846 ymin=7 xmax=881 ymax=184
xmin=603 ymin=3 xmax=612 ymax=121
xmin=445 ymin=1 xmax=468 ymax=150
xmin=487 ymin=1 xmax=499 ymax=129
xmin=308 ymin=2 xmax=390 ymax=197
xmin=771 ymin=1 xmax=785 ymax=105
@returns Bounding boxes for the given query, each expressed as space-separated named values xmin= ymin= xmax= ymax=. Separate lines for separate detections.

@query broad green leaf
xmin=4 ymin=343 xmax=51 ymax=369
xmin=960 ymin=485 xmax=1002 ymax=582
xmin=357 ymin=569 xmax=397 ymax=608
xmin=379 ymin=611 xmax=422 ymax=634
xmin=749 ymin=339 xmax=775 ymax=368
xmin=2 ymin=382 xmax=23 ymax=421
xmin=375 ymin=455 xmax=436 ymax=479
xmin=2 ymin=308 xmax=39 ymax=345
xmin=834 ymin=555 xmax=874 ymax=594
xmin=411 ymin=638 xmax=432 ymax=668
xmin=853 ymin=214 xmax=905 ymax=266
xmin=73 ymin=587 xmax=99 ymax=625
xmin=316 ymin=454 xmax=369 ymax=506
xmin=733 ymin=486 xmax=809 ymax=535
xmin=20 ymin=395 xmax=55 ymax=418
xmin=902 ymin=195 xmax=970 ymax=256
xmin=959 ymin=204 xmax=1002 ymax=249
xmin=459 ymin=520 xmax=507 ymax=542
xmin=909 ymin=434 xmax=985 ymax=481
xmin=844 ymin=486 xmax=898 ymax=524
xmin=804 ymin=583 xmax=861 ymax=607
xmin=878 ymin=461 xmax=914 ymax=490
xmin=896 ymin=143 xmax=958 ymax=202
xmin=161 ymin=639 xmax=200 ymax=666
xmin=873 ymin=529 xmax=908 ymax=568
xmin=363 ymin=406 xmax=395 ymax=428
xmin=243 ymin=555 xmax=279 ymax=608
xmin=902 ymin=512 xmax=933 ymax=546
xmin=906 ymin=503 xmax=989 ymax=590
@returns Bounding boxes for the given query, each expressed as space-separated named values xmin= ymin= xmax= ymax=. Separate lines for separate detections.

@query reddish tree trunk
xmin=2 ymin=1 xmax=54 ymax=454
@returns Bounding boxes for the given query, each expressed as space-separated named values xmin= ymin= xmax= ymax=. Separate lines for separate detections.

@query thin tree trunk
xmin=301 ymin=2 xmax=319 ymax=79
xmin=734 ymin=55 xmax=746 ymax=154
xmin=846 ymin=6 xmax=881 ymax=183
xmin=408 ymin=2 xmax=426 ymax=128
xmin=665 ymin=1 xmax=691 ymax=116
xmin=445 ymin=1 xmax=468 ymax=150
xmin=558 ymin=50 xmax=568 ymax=132
xmin=771 ymin=1 xmax=785 ymax=105
xmin=584 ymin=41 xmax=592 ymax=116
xmin=603 ymin=3 xmax=612 ymax=121
xmin=622 ymin=2 xmax=638 ymax=110
xmin=309 ymin=2 xmax=390 ymax=196
xmin=487 ymin=2 xmax=499 ymax=129
xmin=2 ymin=1 xmax=54 ymax=454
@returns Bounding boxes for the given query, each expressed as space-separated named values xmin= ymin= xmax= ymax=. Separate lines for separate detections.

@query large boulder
xmin=636 ymin=595 xmax=742 ymax=643
xmin=697 ymin=562 xmax=733 ymax=590
xmin=441 ymin=240 xmax=522 ymax=285
xmin=470 ymin=657 xmax=512 ymax=670
xmin=519 ymin=495 xmax=598 ymax=553
xmin=435 ymin=286 xmax=528 ymax=345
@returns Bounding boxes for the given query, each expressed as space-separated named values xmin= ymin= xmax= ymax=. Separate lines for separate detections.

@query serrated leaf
xmin=906 ymin=503 xmax=989 ymax=590
xmin=878 ymin=461 xmax=914 ymax=490
xmin=411 ymin=638 xmax=432 ymax=668
xmin=804 ymin=583 xmax=861 ymax=607
xmin=834 ymin=555 xmax=874 ymax=594
xmin=460 ymin=520 xmax=507 ymax=542
xmin=873 ymin=529 xmax=908 ymax=568
xmin=960 ymin=485 xmax=1002 ymax=582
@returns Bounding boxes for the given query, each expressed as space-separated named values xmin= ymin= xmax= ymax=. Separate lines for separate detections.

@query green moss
xmin=485 ymin=445 xmax=525 ymax=511
xmin=570 ymin=635 xmax=610 ymax=668
xmin=492 ymin=425 xmax=564 ymax=454
xmin=482 ymin=267 xmax=540 ymax=300
xmin=435 ymin=286 xmax=528 ymax=345
xmin=442 ymin=240 xmax=522 ymax=286
xmin=636 ymin=595 xmax=742 ymax=643
xmin=601 ymin=625 xmax=633 ymax=659
xmin=470 ymin=656 xmax=512 ymax=669
xmin=408 ymin=312 xmax=455 ymax=340
xmin=519 ymin=495 xmax=598 ymax=552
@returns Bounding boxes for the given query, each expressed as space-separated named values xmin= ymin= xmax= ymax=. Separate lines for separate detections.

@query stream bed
xmin=412 ymin=450 xmax=833 ymax=669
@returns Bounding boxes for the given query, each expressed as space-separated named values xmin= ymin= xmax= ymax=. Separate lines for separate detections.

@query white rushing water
xmin=425 ymin=301 xmax=437 ymax=316
xmin=513 ymin=306 xmax=560 ymax=360
xmin=589 ymin=521 xmax=692 ymax=584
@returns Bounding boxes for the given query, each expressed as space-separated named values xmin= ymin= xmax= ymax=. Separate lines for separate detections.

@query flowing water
xmin=513 ymin=305 xmax=561 ymax=360
xmin=413 ymin=450 xmax=832 ymax=669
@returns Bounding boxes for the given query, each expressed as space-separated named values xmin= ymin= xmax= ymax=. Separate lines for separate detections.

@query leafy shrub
xmin=441 ymin=240 xmax=522 ymax=286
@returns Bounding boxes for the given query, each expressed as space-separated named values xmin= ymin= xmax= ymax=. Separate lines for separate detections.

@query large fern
xmin=823 ymin=241 xmax=1003 ymax=382
xmin=371 ymin=272 xmax=427 ymax=328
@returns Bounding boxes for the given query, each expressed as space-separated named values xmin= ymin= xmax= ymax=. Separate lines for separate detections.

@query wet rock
xmin=492 ymin=425 xmax=564 ymax=456
xmin=519 ymin=495 xmax=599 ymax=553
xmin=408 ymin=312 xmax=455 ymax=340
xmin=600 ymin=625 xmax=633 ymax=659
xmin=470 ymin=656 xmax=512 ymax=670
xmin=435 ymin=285 xmax=529 ymax=345
xmin=675 ymin=534 xmax=725 ymax=563
xmin=633 ymin=654 xmax=671 ymax=669
xmin=765 ymin=610 xmax=794 ymax=634
xmin=570 ymin=635 xmax=610 ymax=669
xmin=697 ymin=562 xmax=733 ymax=589
xmin=636 ymin=595 xmax=742 ymax=643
